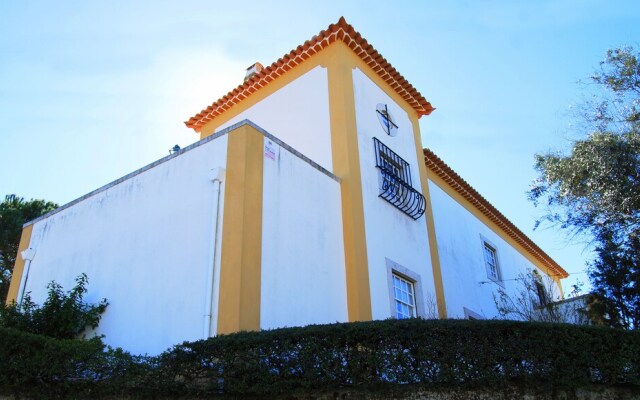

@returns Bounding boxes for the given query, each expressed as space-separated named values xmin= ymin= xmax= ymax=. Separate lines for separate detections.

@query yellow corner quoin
xmin=410 ymin=117 xmax=448 ymax=319
xmin=217 ymin=124 xmax=264 ymax=334
xmin=6 ymin=224 xmax=34 ymax=304
xmin=326 ymin=42 xmax=373 ymax=322
xmin=198 ymin=39 xmax=378 ymax=323
xmin=337 ymin=43 xmax=447 ymax=318
xmin=194 ymin=28 xmax=440 ymax=323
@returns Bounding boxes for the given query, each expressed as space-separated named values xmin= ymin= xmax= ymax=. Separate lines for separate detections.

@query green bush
xmin=152 ymin=319 xmax=640 ymax=395
xmin=0 ymin=326 xmax=146 ymax=399
xmin=0 ymin=273 xmax=108 ymax=339
xmin=1 ymin=319 xmax=639 ymax=399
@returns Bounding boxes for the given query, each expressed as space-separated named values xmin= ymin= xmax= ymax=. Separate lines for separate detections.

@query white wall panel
xmin=352 ymin=68 xmax=436 ymax=320
xmin=24 ymin=135 xmax=229 ymax=355
xmin=260 ymin=137 xmax=348 ymax=329
xmin=428 ymin=181 xmax=561 ymax=319
xmin=216 ymin=67 xmax=333 ymax=172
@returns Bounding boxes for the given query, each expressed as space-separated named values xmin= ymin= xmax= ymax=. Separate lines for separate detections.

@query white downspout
xmin=17 ymin=247 xmax=37 ymax=306
xmin=204 ymin=167 xmax=225 ymax=339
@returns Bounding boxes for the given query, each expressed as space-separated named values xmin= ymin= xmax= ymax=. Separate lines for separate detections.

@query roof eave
xmin=423 ymin=148 xmax=569 ymax=280
xmin=184 ymin=17 xmax=433 ymax=132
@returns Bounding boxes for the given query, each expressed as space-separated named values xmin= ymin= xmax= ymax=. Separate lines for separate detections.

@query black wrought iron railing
xmin=374 ymin=138 xmax=426 ymax=220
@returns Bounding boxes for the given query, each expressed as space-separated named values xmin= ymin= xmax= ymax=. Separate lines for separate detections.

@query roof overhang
xmin=185 ymin=17 xmax=434 ymax=132
xmin=424 ymin=148 xmax=569 ymax=280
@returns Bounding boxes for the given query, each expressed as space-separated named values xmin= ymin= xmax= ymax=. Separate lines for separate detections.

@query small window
xmin=392 ymin=273 xmax=417 ymax=319
xmin=385 ymin=258 xmax=430 ymax=319
xmin=386 ymin=259 xmax=429 ymax=319
xmin=482 ymin=241 xmax=501 ymax=282
xmin=532 ymin=270 xmax=549 ymax=307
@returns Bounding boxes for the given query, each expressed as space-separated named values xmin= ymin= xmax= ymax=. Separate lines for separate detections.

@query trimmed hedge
xmin=1 ymin=319 xmax=639 ymax=398
xmin=154 ymin=319 xmax=640 ymax=395
xmin=0 ymin=327 xmax=148 ymax=399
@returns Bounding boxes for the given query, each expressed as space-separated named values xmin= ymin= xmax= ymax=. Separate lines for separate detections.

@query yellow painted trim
xmin=554 ymin=276 xmax=564 ymax=298
xmin=428 ymin=173 xmax=562 ymax=284
xmin=410 ymin=117 xmax=448 ymax=318
xmin=217 ymin=124 xmax=264 ymax=334
xmin=346 ymin=56 xmax=420 ymax=123
xmin=6 ymin=224 xmax=33 ymax=304
xmin=327 ymin=42 xmax=373 ymax=322
xmin=201 ymin=39 xmax=430 ymax=323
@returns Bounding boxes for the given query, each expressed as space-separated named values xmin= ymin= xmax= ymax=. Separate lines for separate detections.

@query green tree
xmin=530 ymin=130 xmax=640 ymax=241
xmin=529 ymin=47 xmax=640 ymax=330
xmin=0 ymin=194 xmax=57 ymax=302
xmin=588 ymin=230 xmax=640 ymax=329
xmin=0 ymin=273 xmax=108 ymax=339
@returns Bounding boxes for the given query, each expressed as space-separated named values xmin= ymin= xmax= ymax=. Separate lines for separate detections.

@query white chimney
xmin=244 ymin=62 xmax=264 ymax=82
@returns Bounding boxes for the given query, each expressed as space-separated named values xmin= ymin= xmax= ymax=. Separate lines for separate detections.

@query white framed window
xmin=392 ymin=274 xmax=417 ymax=319
xmin=481 ymin=236 xmax=502 ymax=283
xmin=386 ymin=258 xmax=427 ymax=319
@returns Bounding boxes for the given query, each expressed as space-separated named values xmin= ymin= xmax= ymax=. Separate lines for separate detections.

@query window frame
xmin=480 ymin=235 xmax=503 ymax=285
xmin=392 ymin=273 xmax=417 ymax=319
xmin=532 ymin=270 xmax=550 ymax=307
xmin=386 ymin=258 xmax=426 ymax=319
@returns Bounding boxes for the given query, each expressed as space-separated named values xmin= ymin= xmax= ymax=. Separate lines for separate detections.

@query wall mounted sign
xmin=264 ymin=139 xmax=277 ymax=161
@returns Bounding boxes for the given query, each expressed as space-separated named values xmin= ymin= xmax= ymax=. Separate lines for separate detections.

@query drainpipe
xmin=17 ymin=247 xmax=37 ymax=306
xmin=204 ymin=167 xmax=225 ymax=339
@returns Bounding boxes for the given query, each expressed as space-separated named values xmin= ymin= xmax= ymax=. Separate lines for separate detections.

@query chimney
xmin=244 ymin=62 xmax=264 ymax=82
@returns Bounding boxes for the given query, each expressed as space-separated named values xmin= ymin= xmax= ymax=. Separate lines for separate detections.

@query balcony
xmin=373 ymin=138 xmax=426 ymax=220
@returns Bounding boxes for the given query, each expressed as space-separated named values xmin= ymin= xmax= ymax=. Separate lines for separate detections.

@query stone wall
xmin=3 ymin=385 xmax=638 ymax=400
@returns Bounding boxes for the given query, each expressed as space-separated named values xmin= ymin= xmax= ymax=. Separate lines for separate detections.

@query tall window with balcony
xmin=373 ymin=138 xmax=426 ymax=220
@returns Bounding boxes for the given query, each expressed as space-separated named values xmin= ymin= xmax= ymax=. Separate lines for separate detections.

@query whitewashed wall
xmin=260 ymin=136 xmax=348 ymax=329
xmin=352 ymin=68 xmax=436 ymax=320
xmin=22 ymin=135 xmax=229 ymax=355
xmin=216 ymin=66 xmax=333 ymax=173
xmin=428 ymin=181 xmax=561 ymax=319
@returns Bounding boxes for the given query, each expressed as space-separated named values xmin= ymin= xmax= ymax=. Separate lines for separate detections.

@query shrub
xmin=157 ymin=319 xmax=640 ymax=395
xmin=0 ymin=273 xmax=108 ymax=339
xmin=0 ymin=326 xmax=145 ymax=399
xmin=1 ymin=319 xmax=639 ymax=398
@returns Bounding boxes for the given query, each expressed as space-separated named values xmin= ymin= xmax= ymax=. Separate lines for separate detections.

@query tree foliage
xmin=529 ymin=46 xmax=640 ymax=330
xmin=585 ymin=46 xmax=640 ymax=133
xmin=0 ymin=194 xmax=58 ymax=301
xmin=0 ymin=273 xmax=108 ymax=340
xmin=588 ymin=230 xmax=640 ymax=329
xmin=530 ymin=130 xmax=640 ymax=241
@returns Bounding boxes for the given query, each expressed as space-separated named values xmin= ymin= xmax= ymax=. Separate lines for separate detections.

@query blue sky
xmin=1 ymin=1 xmax=639 ymax=294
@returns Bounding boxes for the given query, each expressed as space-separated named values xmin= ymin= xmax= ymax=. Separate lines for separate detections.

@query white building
xmin=6 ymin=18 xmax=568 ymax=355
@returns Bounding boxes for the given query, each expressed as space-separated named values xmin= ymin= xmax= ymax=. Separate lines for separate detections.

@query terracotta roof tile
xmin=423 ymin=148 xmax=569 ymax=279
xmin=185 ymin=17 xmax=434 ymax=132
